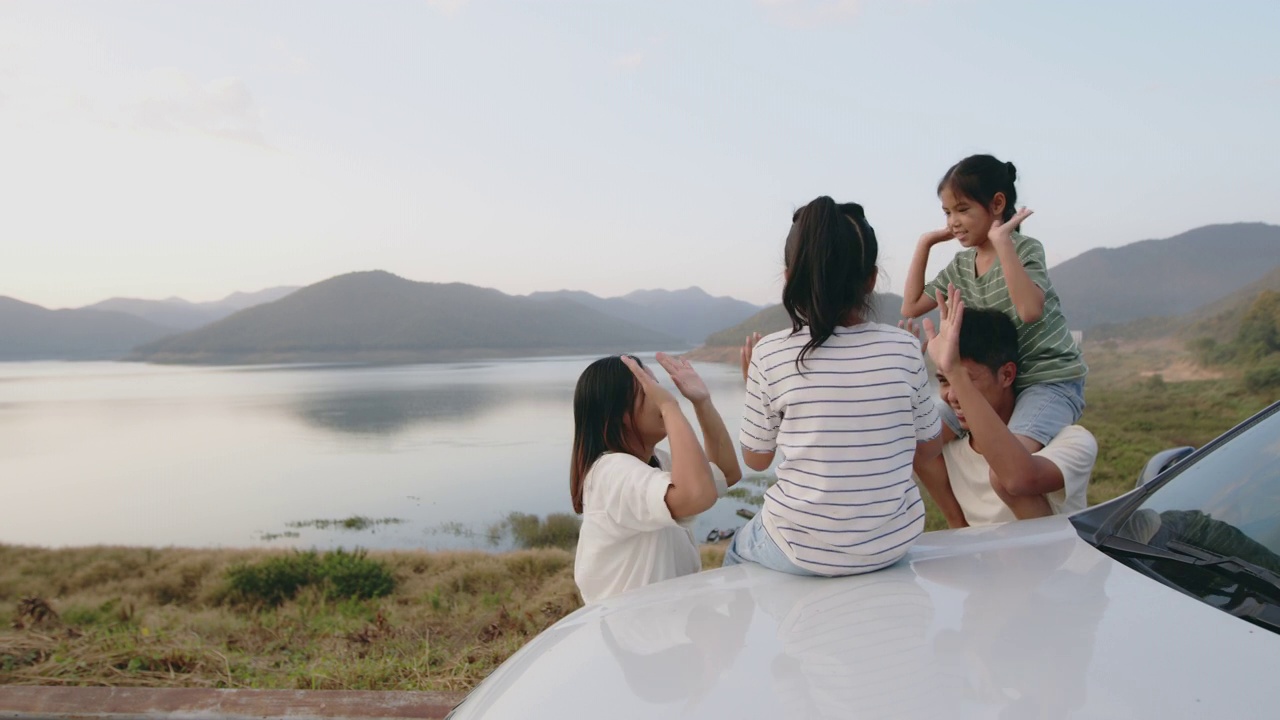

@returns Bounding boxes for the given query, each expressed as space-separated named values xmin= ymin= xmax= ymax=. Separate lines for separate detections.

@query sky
xmin=2 ymin=0 xmax=1278 ymax=309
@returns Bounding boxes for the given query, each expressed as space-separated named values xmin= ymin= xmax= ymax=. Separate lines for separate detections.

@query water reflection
xmin=0 ymin=358 xmax=749 ymax=550
xmin=289 ymin=383 xmax=568 ymax=436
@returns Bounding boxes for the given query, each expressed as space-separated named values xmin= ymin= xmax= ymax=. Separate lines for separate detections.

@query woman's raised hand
xmin=620 ymin=355 xmax=679 ymax=410
xmin=739 ymin=332 xmax=761 ymax=383
xmin=655 ymin=352 xmax=711 ymax=404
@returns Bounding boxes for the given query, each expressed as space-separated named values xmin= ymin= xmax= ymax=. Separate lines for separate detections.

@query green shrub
xmin=224 ymin=549 xmax=394 ymax=606
xmin=318 ymin=549 xmax=395 ymax=600
xmin=1243 ymin=358 xmax=1280 ymax=392
xmin=503 ymin=512 xmax=580 ymax=550
xmin=225 ymin=552 xmax=320 ymax=606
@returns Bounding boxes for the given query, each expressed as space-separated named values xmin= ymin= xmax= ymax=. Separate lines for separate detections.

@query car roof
xmin=453 ymin=516 xmax=1280 ymax=719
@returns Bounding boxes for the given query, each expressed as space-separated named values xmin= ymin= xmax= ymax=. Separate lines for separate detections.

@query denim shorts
xmin=722 ymin=514 xmax=820 ymax=576
xmin=937 ymin=377 xmax=1086 ymax=448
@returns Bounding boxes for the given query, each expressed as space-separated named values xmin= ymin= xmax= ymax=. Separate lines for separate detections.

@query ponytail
xmin=781 ymin=196 xmax=879 ymax=372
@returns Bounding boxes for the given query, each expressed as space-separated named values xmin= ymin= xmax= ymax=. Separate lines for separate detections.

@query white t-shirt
xmin=944 ymin=425 xmax=1097 ymax=526
xmin=574 ymin=449 xmax=728 ymax=604
xmin=740 ymin=323 xmax=941 ymax=575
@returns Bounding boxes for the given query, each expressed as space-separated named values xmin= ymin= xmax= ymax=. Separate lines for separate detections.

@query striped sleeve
xmin=1015 ymin=235 xmax=1051 ymax=292
xmin=909 ymin=350 xmax=941 ymax=442
xmin=740 ymin=354 xmax=780 ymax=453
xmin=923 ymin=256 xmax=959 ymax=302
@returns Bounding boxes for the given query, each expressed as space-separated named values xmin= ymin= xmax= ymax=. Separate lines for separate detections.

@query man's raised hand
xmin=924 ymin=284 xmax=964 ymax=376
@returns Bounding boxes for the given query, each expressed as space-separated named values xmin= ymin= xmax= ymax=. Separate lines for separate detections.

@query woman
xmin=571 ymin=352 xmax=741 ymax=603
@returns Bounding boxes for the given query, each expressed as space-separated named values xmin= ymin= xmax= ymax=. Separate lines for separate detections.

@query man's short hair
xmin=959 ymin=309 xmax=1019 ymax=372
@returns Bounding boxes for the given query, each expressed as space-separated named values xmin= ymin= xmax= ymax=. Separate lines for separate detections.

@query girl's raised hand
xmin=739 ymin=332 xmax=761 ymax=383
xmin=920 ymin=228 xmax=954 ymax=246
xmin=988 ymin=207 xmax=1034 ymax=246
xmin=656 ymin=352 xmax=711 ymax=404
xmin=621 ymin=355 xmax=679 ymax=410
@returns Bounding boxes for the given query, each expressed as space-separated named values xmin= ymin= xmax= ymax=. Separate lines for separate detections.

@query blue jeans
xmin=938 ymin=378 xmax=1086 ymax=447
xmin=722 ymin=514 xmax=820 ymax=576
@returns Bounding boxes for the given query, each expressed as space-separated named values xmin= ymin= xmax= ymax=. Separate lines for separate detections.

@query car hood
xmin=451 ymin=516 xmax=1280 ymax=719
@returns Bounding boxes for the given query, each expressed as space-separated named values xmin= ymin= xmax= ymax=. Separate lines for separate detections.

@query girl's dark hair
xmin=782 ymin=196 xmax=879 ymax=370
xmin=570 ymin=355 xmax=644 ymax=514
xmin=937 ymin=154 xmax=1019 ymax=222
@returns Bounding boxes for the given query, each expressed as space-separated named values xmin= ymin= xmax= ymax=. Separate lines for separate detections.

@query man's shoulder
xmin=1040 ymin=426 xmax=1100 ymax=467
xmin=1050 ymin=425 xmax=1097 ymax=449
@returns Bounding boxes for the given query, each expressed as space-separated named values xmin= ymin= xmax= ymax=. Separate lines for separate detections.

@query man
xmin=917 ymin=293 xmax=1097 ymax=527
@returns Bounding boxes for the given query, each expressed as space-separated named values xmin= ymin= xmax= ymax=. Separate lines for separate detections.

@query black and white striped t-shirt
xmin=741 ymin=323 xmax=941 ymax=575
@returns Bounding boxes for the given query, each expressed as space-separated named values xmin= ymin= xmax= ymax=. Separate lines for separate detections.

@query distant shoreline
xmin=130 ymin=345 xmax=698 ymax=366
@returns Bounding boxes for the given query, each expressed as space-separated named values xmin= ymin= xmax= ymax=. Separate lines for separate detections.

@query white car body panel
xmin=451 ymin=516 xmax=1280 ymax=719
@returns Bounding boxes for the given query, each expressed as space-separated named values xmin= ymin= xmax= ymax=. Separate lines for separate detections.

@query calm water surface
xmin=0 ymin=357 xmax=757 ymax=551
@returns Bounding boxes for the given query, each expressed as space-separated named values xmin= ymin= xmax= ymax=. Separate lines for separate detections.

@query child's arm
xmin=914 ymin=450 xmax=969 ymax=528
xmin=901 ymin=229 xmax=952 ymax=318
xmin=655 ymin=353 xmax=742 ymax=488
xmin=621 ymin=356 xmax=716 ymax=519
xmin=694 ymin=399 xmax=742 ymax=487
xmin=989 ymin=209 xmax=1045 ymax=324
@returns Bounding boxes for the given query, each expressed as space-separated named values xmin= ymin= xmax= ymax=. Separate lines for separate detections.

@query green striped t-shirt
xmin=924 ymin=232 xmax=1087 ymax=392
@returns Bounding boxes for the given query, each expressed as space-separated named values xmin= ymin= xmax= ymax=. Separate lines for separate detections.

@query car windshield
xmin=1116 ymin=405 xmax=1280 ymax=575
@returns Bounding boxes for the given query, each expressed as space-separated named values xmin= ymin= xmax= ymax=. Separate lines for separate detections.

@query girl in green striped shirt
xmin=901 ymin=155 xmax=1088 ymax=527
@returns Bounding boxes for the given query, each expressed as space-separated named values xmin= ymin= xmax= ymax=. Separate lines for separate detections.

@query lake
xmin=0 ymin=356 xmax=759 ymax=552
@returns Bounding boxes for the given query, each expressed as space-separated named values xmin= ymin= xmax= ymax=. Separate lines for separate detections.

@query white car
xmin=448 ymin=401 xmax=1280 ymax=719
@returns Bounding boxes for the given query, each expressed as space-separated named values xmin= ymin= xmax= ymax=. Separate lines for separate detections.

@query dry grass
xmin=0 ymin=545 xmax=584 ymax=691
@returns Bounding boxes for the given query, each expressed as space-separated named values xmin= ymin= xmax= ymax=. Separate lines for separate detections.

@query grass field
xmin=3 ymin=340 xmax=1276 ymax=691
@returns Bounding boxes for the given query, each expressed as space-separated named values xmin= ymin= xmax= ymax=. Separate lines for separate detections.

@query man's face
xmin=937 ymin=359 xmax=1014 ymax=430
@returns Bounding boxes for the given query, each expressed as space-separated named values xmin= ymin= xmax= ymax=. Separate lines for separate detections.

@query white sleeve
xmin=658 ymin=447 xmax=727 ymax=498
xmin=1038 ymin=426 xmax=1098 ymax=515
xmin=911 ymin=351 xmax=942 ymax=442
xmin=587 ymin=454 xmax=677 ymax=534
xmin=740 ymin=351 xmax=779 ymax=453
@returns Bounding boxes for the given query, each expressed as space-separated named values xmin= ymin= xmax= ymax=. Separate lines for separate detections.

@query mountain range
xmin=85 ymin=287 xmax=299 ymax=331
xmin=703 ymin=223 xmax=1280 ymax=347
xmin=4 ymin=222 xmax=1279 ymax=363
xmin=0 ymin=297 xmax=175 ymax=361
xmin=131 ymin=271 xmax=689 ymax=364
xmin=1051 ymin=223 xmax=1280 ymax=330
xmin=527 ymin=287 xmax=761 ymax=344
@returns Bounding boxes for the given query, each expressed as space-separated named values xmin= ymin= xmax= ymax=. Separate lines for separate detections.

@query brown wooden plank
xmin=0 ymin=686 xmax=465 ymax=720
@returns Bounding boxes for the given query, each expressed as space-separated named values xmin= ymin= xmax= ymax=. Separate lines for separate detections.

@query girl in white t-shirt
xmin=571 ymin=352 xmax=742 ymax=604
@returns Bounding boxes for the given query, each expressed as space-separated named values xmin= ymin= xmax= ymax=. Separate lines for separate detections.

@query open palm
xmin=656 ymin=352 xmax=710 ymax=403
xmin=924 ymin=286 xmax=964 ymax=376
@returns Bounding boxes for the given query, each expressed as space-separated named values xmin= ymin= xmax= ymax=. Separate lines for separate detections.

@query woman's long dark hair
xmin=570 ymin=355 xmax=644 ymax=514
xmin=782 ymin=196 xmax=879 ymax=370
